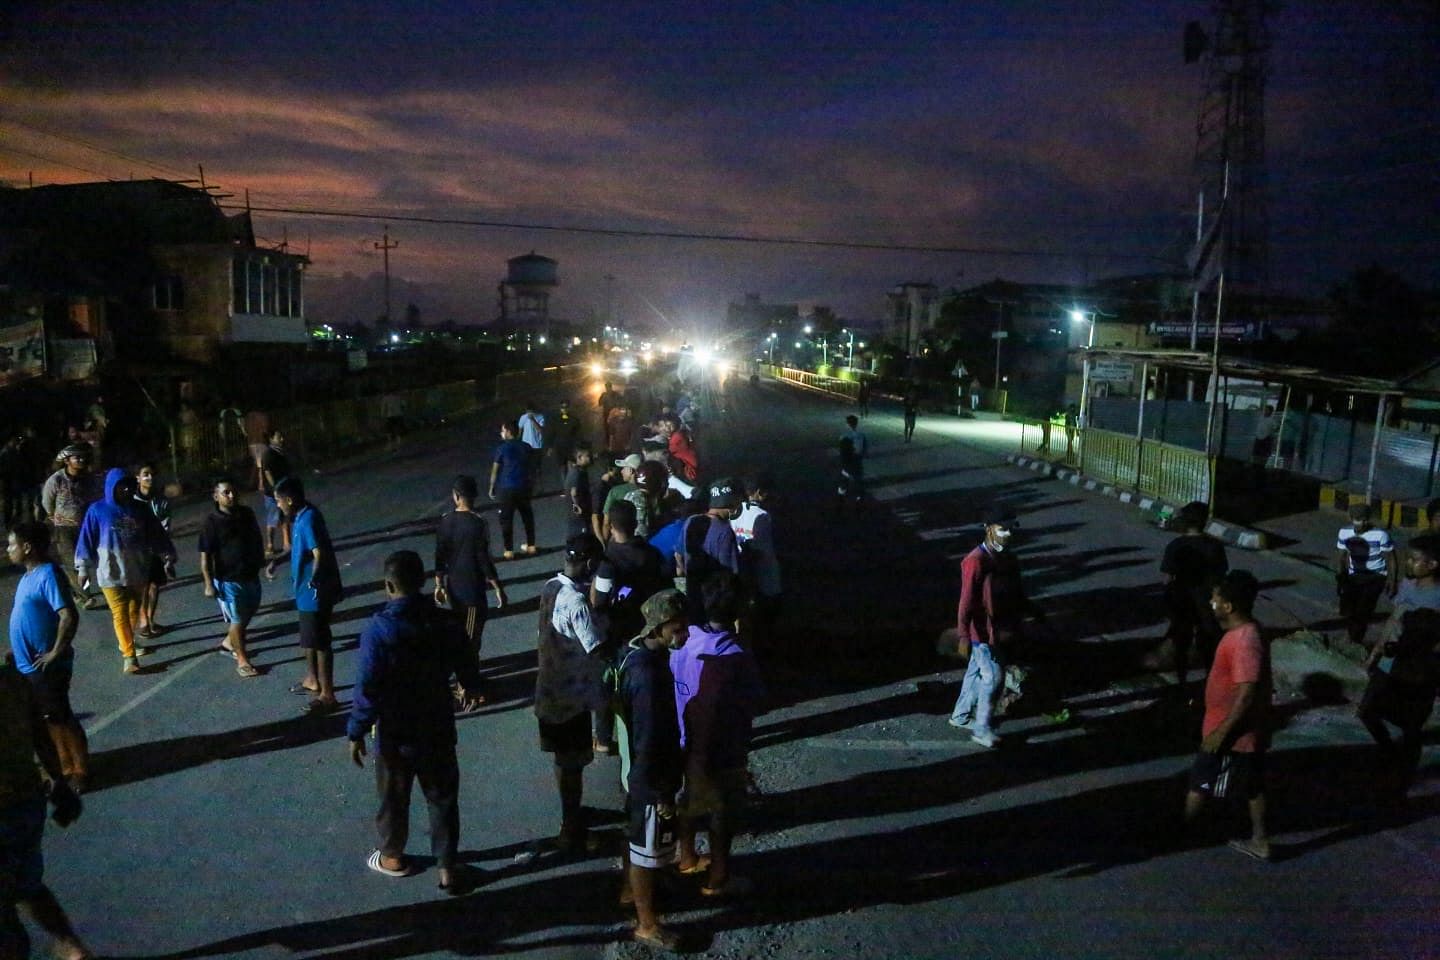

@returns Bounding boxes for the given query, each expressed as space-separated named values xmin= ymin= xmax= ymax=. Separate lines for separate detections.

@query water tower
xmin=498 ymin=251 xmax=559 ymax=341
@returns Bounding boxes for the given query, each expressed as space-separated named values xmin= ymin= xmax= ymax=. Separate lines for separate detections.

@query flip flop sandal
xmin=366 ymin=850 xmax=410 ymax=878
xmin=288 ymin=682 xmax=320 ymax=696
xmin=235 ymin=663 xmax=260 ymax=679
xmin=304 ymin=697 xmax=338 ymax=715
xmin=700 ymin=876 xmax=755 ymax=899
xmin=677 ymin=857 xmax=711 ymax=876
xmin=632 ymin=926 xmax=681 ymax=951
xmin=219 ymin=644 xmax=238 ymax=660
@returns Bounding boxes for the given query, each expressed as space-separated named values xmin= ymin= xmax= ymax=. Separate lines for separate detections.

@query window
xmin=152 ymin=275 xmax=184 ymax=311
xmin=232 ymin=258 xmax=247 ymax=313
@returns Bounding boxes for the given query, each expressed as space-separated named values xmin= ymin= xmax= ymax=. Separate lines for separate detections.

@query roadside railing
xmin=167 ymin=380 xmax=482 ymax=484
xmin=1019 ymin=421 xmax=1211 ymax=505
xmin=761 ymin=364 xmax=862 ymax=401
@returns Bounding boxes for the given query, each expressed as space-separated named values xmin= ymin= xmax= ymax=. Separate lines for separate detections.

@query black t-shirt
xmin=619 ymin=642 xmax=683 ymax=803
xmin=596 ymin=539 xmax=665 ymax=641
xmin=260 ymin=446 xmax=291 ymax=497
xmin=1161 ymin=534 xmax=1229 ymax=599
xmin=434 ymin=510 xmax=499 ymax=608
xmin=590 ymin=472 xmax=615 ymax=519
xmin=197 ymin=505 xmax=266 ymax=582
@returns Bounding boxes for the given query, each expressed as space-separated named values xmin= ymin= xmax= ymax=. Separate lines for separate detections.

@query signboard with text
xmin=1150 ymin=321 xmax=1255 ymax=340
xmin=1091 ymin=359 xmax=1135 ymax=383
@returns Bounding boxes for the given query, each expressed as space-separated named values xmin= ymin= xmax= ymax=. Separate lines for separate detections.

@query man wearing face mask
xmin=948 ymin=504 xmax=1025 ymax=748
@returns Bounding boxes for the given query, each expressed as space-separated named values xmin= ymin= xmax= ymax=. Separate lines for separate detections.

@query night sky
xmin=2 ymin=1 xmax=1435 ymax=331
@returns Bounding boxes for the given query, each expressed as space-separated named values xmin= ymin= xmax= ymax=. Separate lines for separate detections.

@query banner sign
xmin=1091 ymin=359 xmax=1135 ymax=383
xmin=1149 ymin=321 xmax=1254 ymax=340
xmin=48 ymin=338 xmax=97 ymax=381
xmin=0 ymin=318 xmax=46 ymax=387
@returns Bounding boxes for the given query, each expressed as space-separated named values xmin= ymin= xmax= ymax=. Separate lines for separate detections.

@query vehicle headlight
xmin=589 ymin=362 xmax=603 ymax=377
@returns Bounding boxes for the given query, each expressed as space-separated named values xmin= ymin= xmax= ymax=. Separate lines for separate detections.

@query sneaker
xmin=947 ymin=716 xmax=972 ymax=730
xmin=122 ymin=656 xmax=141 ymax=675
xmin=522 ymin=544 xmax=538 ymax=556
xmin=502 ymin=550 xmax=516 ymax=560
xmin=970 ymin=729 xmax=1001 ymax=748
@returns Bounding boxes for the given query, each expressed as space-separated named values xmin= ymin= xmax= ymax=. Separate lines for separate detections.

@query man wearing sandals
xmin=1184 ymin=570 xmax=1273 ymax=861
xmin=348 ymin=551 xmax=482 ymax=892
xmin=276 ymin=477 xmax=343 ymax=712
xmin=198 ymin=478 xmax=266 ymax=679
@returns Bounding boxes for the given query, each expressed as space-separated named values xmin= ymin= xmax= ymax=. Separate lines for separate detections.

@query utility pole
xmin=374 ymin=226 xmax=399 ymax=326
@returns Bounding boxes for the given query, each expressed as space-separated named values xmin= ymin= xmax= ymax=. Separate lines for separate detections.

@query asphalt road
xmin=11 ymin=376 xmax=1437 ymax=960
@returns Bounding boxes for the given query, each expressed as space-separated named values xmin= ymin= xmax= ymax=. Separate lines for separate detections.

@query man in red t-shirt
xmin=1184 ymin=569 xmax=1272 ymax=860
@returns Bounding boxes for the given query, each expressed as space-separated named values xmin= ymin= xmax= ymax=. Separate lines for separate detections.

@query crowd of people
xmin=3 ymin=373 xmax=1438 ymax=955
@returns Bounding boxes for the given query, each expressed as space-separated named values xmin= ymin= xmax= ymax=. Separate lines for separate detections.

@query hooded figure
xmin=75 ymin=468 xmax=176 ymax=591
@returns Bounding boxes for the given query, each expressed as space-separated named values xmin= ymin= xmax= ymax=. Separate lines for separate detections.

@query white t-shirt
xmin=519 ymin=411 xmax=546 ymax=449
xmin=1336 ymin=525 xmax=1393 ymax=574
xmin=732 ymin=501 xmax=781 ymax=597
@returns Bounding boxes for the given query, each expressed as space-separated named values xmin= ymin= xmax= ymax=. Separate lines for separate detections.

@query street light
xmin=766 ymin=331 xmax=777 ymax=364
xmin=842 ymin=328 xmax=856 ymax=367
xmin=1070 ymin=309 xmax=1097 ymax=428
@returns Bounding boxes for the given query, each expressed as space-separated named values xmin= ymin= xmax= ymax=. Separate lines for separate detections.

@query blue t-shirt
xmin=290 ymin=504 xmax=342 ymax=612
xmin=9 ymin=563 xmax=74 ymax=675
xmin=493 ymin=438 xmax=532 ymax=492
xmin=648 ymin=519 xmax=685 ymax=568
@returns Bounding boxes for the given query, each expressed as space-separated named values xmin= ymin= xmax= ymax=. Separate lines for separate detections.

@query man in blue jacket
xmin=74 ymin=468 xmax=175 ymax=674
xmin=348 ymin=550 xmax=483 ymax=892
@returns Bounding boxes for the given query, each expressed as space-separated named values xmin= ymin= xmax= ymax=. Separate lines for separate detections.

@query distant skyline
xmin=3 ymin=1 xmax=1436 ymax=330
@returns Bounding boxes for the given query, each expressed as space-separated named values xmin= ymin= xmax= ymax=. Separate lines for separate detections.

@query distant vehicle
xmin=588 ymin=352 xmax=639 ymax=380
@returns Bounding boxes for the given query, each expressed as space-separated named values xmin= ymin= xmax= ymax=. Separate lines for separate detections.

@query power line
xmin=0 ymin=117 xmax=192 ymax=180
xmin=220 ymin=201 xmax=1174 ymax=264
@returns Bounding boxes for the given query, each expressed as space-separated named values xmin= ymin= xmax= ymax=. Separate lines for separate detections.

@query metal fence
xmin=167 ymin=380 xmax=481 ymax=482
xmin=761 ymin=364 xmax=861 ymax=401
xmin=1020 ymin=420 xmax=1211 ymax=505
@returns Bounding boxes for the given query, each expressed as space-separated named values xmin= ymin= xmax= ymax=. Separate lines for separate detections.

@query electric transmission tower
xmin=1185 ymin=1 xmax=1274 ymax=324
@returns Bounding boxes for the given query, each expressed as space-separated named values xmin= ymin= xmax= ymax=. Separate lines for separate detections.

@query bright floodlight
xmin=1069 ymin=310 xmax=1086 ymax=324
xmin=538 ymin=335 xmax=547 ymax=344
xmin=390 ymin=332 xmax=400 ymax=343
xmin=589 ymin=362 xmax=603 ymax=376
xmin=695 ymin=347 xmax=714 ymax=366
xmin=804 ymin=324 xmax=813 ymax=334
xmin=715 ymin=360 xmax=732 ymax=377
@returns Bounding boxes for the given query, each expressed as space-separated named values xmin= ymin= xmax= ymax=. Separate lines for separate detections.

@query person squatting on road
xmin=1357 ymin=532 xmax=1440 ymax=798
xmin=348 ymin=550 xmax=483 ymax=893
xmin=7 ymin=522 xmax=88 ymax=794
xmin=1183 ymin=570 xmax=1273 ymax=861
xmin=433 ymin=474 xmax=507 ymax=706
xmin=671 ymin=572 xmax=765 ymax=898
xmin=0 ymin=659 xmax=91 ymax=960
xmin=1335 ymin=503 xmax=1396 ymax=646
xmin=198 ymin=477 xmax=267 ymax=679
xmin=1159 ymin=500 xmax=1229 ymax=685
xmin=949 ymin=503 xmax=1028 ymax=748
xmin=535 ymin=534 xmax=608 ymax=853
xmin=275 ymin=476 xmax=344 ymax=713
xmin=614 ymin=589 xmax=689 ymax=951
xmin=74 ymin=468 xmax=176 ymax=675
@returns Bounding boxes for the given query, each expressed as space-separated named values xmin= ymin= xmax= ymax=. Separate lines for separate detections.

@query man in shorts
xmin=6 ymin=522 xmax=87 ymax=793
xmin=1184 ymin=570 xmax=1272 ymax=861
xmin=276 ymin=477 xmax=344 ymax=713
xmin=260 ymin=428 xmax=292 ymax=574
xmin=0 ymin=661 xmax=89 ymax=960
xmin=534 ymin=535 xmax=606 ymax=853
xmin=615 ymin=589 xmax=688 ymax=951
xmin=197 ymin=477 xmax=266 ymax=679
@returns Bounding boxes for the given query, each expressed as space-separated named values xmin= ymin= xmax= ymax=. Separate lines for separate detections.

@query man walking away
xmin=615 ymin=589 xmax=688 ymax=951
xmin=948 ymin=504 xmax=1026 ymax=748
xmin=74 ymin=468 xmax=176 ymax=675
xmin=591 ymin=500 xmax=665 ymax=755
xmin=671 ymin=572 xmax=765 ymax=898
xmin=902 ymin=386 xmax=919 ymax=443
xmin=1336 ymin=503 xmax=1396 ymax=646
xmin=276 ymin=476 xmax=344 ymax=713
xmin=1357 ymin=533 xmax=1440 ymax=797
xmin=434 ymin=475 xmax=507 ymax=705
xmin=535 ymin=535 xmax=608 ymax=853
xmin=518 ymin=399 xmax=547 ymax=495
xmin=1160 ymin=501 xmax=1229 ymax=685
xmin=197 ymin=477 xmax=266 ymax=679
xmin=348 ymin=550 xmax=483 ymax=892
xmin=7 ymin=522 xmax=87 ymax=793
xmin=856 ymin=378 xmax=871 ymax=417
xmin=0 ymin=662 xmax=90 ymax=960
xmin=1184 ymin=570 xmax=1272 ymax=861
xmin=489 ymin=420 xmax=537 ymax=559
xmin=40 ymin=444 xmax=102 ymax=609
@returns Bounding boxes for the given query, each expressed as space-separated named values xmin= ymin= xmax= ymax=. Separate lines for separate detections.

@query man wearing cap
xmin=39 ymin=446 xmax=102 ymax=609
xmin=676 ymin=479 xmax=742 ymax=621
xmin=1336 ymin=503 xmax=1396 ymax=646
xmin=614 ymin=589 xmax=688 ymax=950
xmin=949 ymin=504 xmax=1028 ymax=748
xmin=602 ymin=454 xmax=643 ymax=542
xmin=535 ymin=534 xmax=608 ymax=852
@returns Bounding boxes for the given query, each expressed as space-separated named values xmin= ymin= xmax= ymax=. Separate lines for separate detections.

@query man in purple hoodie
xmin=670 ymin=570 xmax=765 ymax=898
xmin=74 ymin=468 xmax=175 ymax=674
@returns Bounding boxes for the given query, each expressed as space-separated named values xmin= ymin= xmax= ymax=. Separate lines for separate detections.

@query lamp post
xmin=1070 ymin=309 xmax=1097 ymax=428
xmin=766 ymin=331 xmax=777 ymax=364
xmin=843 ymin=328 xmax=856 ymax=367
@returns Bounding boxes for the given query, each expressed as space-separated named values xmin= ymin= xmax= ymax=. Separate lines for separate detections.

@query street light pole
xmin=1072 ymin=310 xmax=1097 ymax=428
